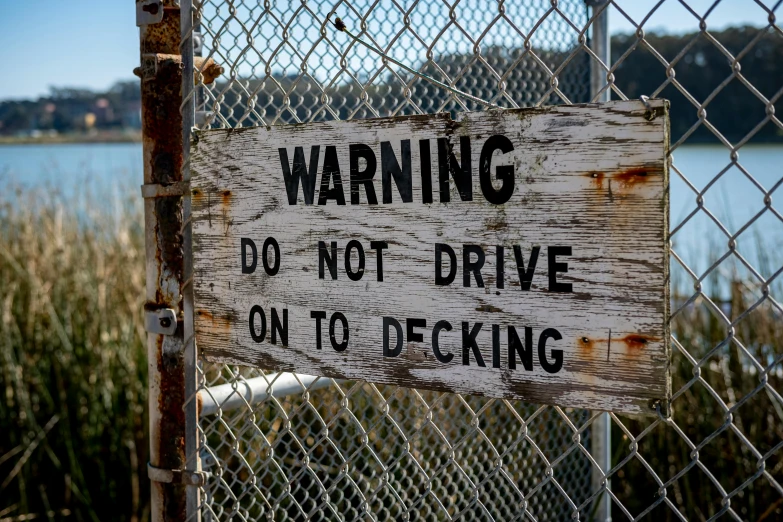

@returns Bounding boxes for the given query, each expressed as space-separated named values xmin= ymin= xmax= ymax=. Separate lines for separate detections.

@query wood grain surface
xmin=190 ymin=100 xmax=670 ymax=415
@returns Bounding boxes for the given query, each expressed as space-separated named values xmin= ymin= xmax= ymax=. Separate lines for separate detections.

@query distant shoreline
xmin=0 ymin=132 xmax=141 ymax=145
xmin=1 ymin=131 xmax=781 ymax=147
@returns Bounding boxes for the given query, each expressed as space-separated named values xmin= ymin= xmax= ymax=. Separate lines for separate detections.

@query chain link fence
xmin=180 ymin=1 xmax=783 ymax=519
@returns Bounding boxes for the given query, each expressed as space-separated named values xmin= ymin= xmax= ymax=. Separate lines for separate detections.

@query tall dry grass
xmin=613 ymin=254 xmax=783 ymax=520
xmin=0 ymin=183 xmax=780 ymax=521
xmin=0 ymin=186 xmax=148 ymax=521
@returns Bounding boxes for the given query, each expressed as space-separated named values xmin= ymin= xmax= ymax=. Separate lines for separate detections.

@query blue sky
xmin=0 ymin=0 xmax=777 ymax=100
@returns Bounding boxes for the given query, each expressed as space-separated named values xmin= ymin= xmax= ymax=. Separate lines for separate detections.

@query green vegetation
xmin=0 ymin=82 xmax=140 ymax=140
xmin=0 ymin=187 xmax=148 ymax=521
xmin=616 ymin=272 xmax=783 ymax=520
xmin=2 ymin=26 xmax=781 ymax=144
xmin=1 ymin=183 xmax=780 ymax=520
xmin=611 ymin=26 xmax=783 ymax=143
xmin=0 ymin=131 xmax=140 ymax=145
xmin=206 ymin=26 xmax=782 ymax=144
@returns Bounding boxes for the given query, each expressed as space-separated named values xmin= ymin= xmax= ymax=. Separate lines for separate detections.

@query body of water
xmin=668 ymin=144 xmax=782 ymax=285
xmin=0 ymin=142 xmax=143 ymax=197
xmin=1 ymin=142 xmax=780 ymax=292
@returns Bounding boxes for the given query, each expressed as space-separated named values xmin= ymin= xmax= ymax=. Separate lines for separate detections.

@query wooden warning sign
xmin=190 ymin=99 xmax=670 ymax=415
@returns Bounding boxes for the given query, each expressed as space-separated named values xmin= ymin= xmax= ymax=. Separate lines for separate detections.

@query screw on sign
xmin=190 ymin=100 xmax=671 ymax=416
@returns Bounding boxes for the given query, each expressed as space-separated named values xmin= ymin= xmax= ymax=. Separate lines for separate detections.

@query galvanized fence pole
xmin=179 ymin=0 xmax=202 ymax=520
xmin=138 ymin=1 xmax=189 ymax=520
xmin=589 ymin=0 xmax=612 ymax=104
xmin=587 ymin=1 xmax=612 ymax=521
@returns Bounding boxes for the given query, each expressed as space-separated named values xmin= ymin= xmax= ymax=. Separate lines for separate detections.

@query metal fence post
xmin=179 ymin=1 xmax=202 ymax=520
xmin=587 ymin=2 xmax=612 ymax=521
xmin=139 ymin=2 xmax=189 ymax=520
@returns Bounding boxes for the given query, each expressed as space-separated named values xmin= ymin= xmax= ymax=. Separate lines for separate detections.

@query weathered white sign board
xmin=191 ymin=99 xmax=670 ymax=415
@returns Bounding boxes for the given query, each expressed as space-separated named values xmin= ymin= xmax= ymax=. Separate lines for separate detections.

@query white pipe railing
xmin=199 ymin=373 xmax=338 ymax=417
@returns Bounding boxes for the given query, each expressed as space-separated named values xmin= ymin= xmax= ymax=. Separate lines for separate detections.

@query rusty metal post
xmin=139 ymin=2 xmax=188 ymax=521
xmin=138 ymin=2 xmax=221 ymax=519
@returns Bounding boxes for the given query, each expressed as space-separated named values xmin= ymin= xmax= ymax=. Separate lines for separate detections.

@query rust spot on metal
xmin=194 ymin=56 xmax=224 ymax=85
xmin=136 ymin=54 xmax=222 ymax=85
xmin=614 ymin=167 xmax=652 ymax=188
xmin=154 ymin=332 xmax=187 ymax=520
xmin=141 ymin=12 xmax=180 ymax=55
xmin=476 ymin=304 xmax=503 ymax=313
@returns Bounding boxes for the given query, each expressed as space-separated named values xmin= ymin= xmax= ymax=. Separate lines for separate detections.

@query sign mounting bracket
xmin=136 ymin=1 xmax=165 ymax=27
xmin=145 ymin=308 xmax=179 ymax=336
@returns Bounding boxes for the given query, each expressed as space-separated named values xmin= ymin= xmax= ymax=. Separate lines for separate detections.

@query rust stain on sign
xmin=615 ymin=167 xmax=654 ymax=188
xmin=196 ymin=309 xmax=233 ymax=334
xmin=588 ymin=171 xmax=605 ymax=188
xmin=579 ymin=334 xmax=660 ymax=354
xmin=190 ymin=100 xmax=671 ymax=416
xmin=622 ymin=334 xmax=658 ymax=349
xmin=586 ymin=167 xmax=657 ymax=190
xmin=220 ymin=190 xmax=232 ymax=206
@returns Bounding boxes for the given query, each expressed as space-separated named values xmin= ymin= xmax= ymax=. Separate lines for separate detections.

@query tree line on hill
xmin=1 ymin=25 xmax=780 ymax=143
xmin=610 ymin=25 xmax=781 ymax=144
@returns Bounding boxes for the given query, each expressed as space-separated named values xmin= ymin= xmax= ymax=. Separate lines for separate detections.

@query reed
xmin=613 ymin=239 xmax=783 ymax=521
xmin=0 ymin=184 xmax=780 ymax=521
xmin=0 ymin=185 xmax=148 ymax=522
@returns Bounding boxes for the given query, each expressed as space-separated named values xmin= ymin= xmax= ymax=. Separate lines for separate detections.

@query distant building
xmin=122 ymin=101 xmax=142 ymax=129
xmin=92 ymin=98 xmax=114 ymax=126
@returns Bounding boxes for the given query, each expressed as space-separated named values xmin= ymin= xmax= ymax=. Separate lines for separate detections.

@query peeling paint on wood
xmin=191 ymin=100 xmax=671 ymax=416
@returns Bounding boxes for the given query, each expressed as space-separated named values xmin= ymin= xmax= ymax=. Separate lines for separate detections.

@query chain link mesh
xmin=183 ymin=1 xmax=783 ymax=519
